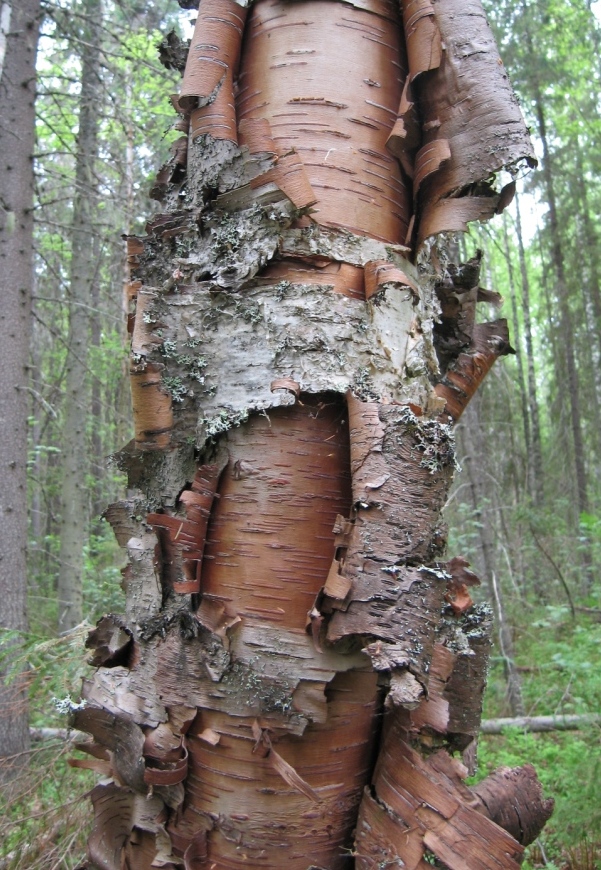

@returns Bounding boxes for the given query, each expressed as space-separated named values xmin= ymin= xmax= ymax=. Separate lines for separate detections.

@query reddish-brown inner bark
xmin=237 ymin=0 xmax=410 ymax=243
xmin=166 ymin=397 xmax=382 ymax=867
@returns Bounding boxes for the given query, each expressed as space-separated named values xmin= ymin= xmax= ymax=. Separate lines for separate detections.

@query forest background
xmin=1 ymin=0 xmax=601 ymax=867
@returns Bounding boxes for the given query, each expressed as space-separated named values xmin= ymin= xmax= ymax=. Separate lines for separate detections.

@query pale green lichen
xmin=204 ymin=408 xmax=249 ymax=438
xmin=162 ymin=375 xmax=188 ymax=403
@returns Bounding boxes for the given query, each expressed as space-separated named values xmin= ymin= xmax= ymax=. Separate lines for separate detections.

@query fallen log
xmin=31 ymin=713 xmax=601 ymax=744
xmin=480 ymin=714 xmax=601 ymax=734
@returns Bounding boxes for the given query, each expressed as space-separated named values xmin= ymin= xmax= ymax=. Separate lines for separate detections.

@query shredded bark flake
xmin=355 ymin=727 xmax=525 ymax=870
xmin=435 ymin=320 xmax=515 ymax=422
xmin=147 ymin=463 xmax=222 ymax=594
xmin=412 ymin=0 xmax=536 ymax=246
xmin=180 ymin=0 xmax=248 ymax=113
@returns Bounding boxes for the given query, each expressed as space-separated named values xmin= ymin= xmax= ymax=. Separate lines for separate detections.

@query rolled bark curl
xmin=75 ymin=0 xmax=552 ymax=867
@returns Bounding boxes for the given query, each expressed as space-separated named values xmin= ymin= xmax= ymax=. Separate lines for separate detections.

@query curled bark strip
xmin=435 ymin=320 xmax=514 ymax=423
xmin=387 ymin=78 xmax=420 ymax=177
xmin=184 ymin=831 xmax=208 ymax=869
xmin=471 ymin=764 xmax=555 ymax=846
xmin=400 ymin=0 xmax=442 ymax=79
xmin=238 ymin=116 xmax=277 ymax=154
xmin=72 ymin=706 xmax=146 ymax=792
xmin=69 ymin=756 xmax=113 ymax=775
xmin=189 ymin=74 xmax=238 ymax=141
xmin=144 ymin=744 xmax=189 ymax=786
xmin=252 ymin=720 xmax=320 ymax=803
xmin=129 ymin=362 xmax=173 ymax=450
xmin=413 ymin=0 xmax=536 ymax=246
xmin=181 ymin=0 xmax=248 ymax=142
xmin=88 ymin=784 xmax=137 ymax=870
xmin=270 ymin=377 xmax=301 ymax=397
xmin=143 ymin=722 xmax=183 ymax=760
xmin=413 ymin=137 xmax=451 ymax=197
xmin=88 ymin=784 xmax=172 ymax=870
xmin=419 ymin=192 xmax=506 ymax=241
xmin=250 ymin=150 xmax=317 ymax=209
xmin=386 ymin=0 xmax=440 ymax=180
xmin=180 ymin=0 xmax=248 ymax=113
xmin=364 ymin=258 xmax=418 ymax=299
xmin=355 ymin=729 xmax=526 ymax=870
xmin=147 ymin=463 xmax=222 ymax=594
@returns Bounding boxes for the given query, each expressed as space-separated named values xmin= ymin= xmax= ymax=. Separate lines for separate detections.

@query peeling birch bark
xmin=75 ymin=0 xmax=551 ymax=867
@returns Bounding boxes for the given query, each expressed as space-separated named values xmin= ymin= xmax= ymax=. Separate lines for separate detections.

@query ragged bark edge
xmin=354 ymin=733 xmax=526 ymax=870
xmin=386 ymin=0 xmax=537 ymax=248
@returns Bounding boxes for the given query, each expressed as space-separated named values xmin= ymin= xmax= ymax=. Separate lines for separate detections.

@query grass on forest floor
xmin=474 ymin=604 xmax=601 ymax=869
xmin=0 ymin=742 xmax=93 ymax=870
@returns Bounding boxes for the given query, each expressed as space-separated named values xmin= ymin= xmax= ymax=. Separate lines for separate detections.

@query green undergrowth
xmin=472 ymin=604 xmax=601 ymax=869
xmin=0 ymin=626 xmax=94 ymax=869
xmin=0 ymin=746 xmax=94 ymax=870
xmin=3 ymin=604 xmax=601 ymax=866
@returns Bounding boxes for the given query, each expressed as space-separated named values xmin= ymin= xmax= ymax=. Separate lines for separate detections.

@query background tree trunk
xmin=0 ymin=0 xmax=41 ymax=786
xmin=57 ymin=0 xmax=102 ymax=633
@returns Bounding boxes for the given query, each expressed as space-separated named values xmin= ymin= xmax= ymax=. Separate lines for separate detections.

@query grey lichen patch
xmin=221 ymin=660 xmax=295 ymax=717
xmin=352 ymin=367 xmax=380 ymax=403
xmin=154 ymin=279 xmax=437 ymax=450
xmin=187 ymin=135 xmax=276 ymax=211
xmin=281 ymin=224 xmax=412 ymax=268
xmin=396 ymin=407 xmax=457 ymax=474
xmin=202 ymin=407 xmax=250 ymax=441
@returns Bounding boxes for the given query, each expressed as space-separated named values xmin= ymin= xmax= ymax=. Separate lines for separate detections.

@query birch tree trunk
xmin=75 ymin=0 xmax=554 ymax=866
xmin=0 ymin=0 xmax=40 ymax=785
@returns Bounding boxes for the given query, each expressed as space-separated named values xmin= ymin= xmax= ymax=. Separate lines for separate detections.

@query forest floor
xmin=0 ymin=606 xmax=599 ymax=869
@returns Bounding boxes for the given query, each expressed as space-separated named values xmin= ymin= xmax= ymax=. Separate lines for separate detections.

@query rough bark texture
xmin=74 ymin=0 xmax=552 ymax=866
xmin=0 ymin=0 xmax=40 ymax=785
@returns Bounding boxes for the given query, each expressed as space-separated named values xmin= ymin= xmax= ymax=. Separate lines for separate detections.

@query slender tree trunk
xmin=90 ymin=236 xmax=104 ymax=522
xmin=57 ymin=0 xmax=102 ymax=633
xmin=573 ymin=145 xmax=601 ymax=474
xmin=461 ymin=400 xmax=525 ymax=717
xmin=521 ymin=5 xmax=588 ymax=519
xmin=515 ymin=192 xmax=544 ymax=506
xmin=0 ymin=0 xmax=41 ymax=785
xmin=502 ymin=214 xmax=533 ymax=501
xmin=74 ymin=1 xmax=552 ymax=866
